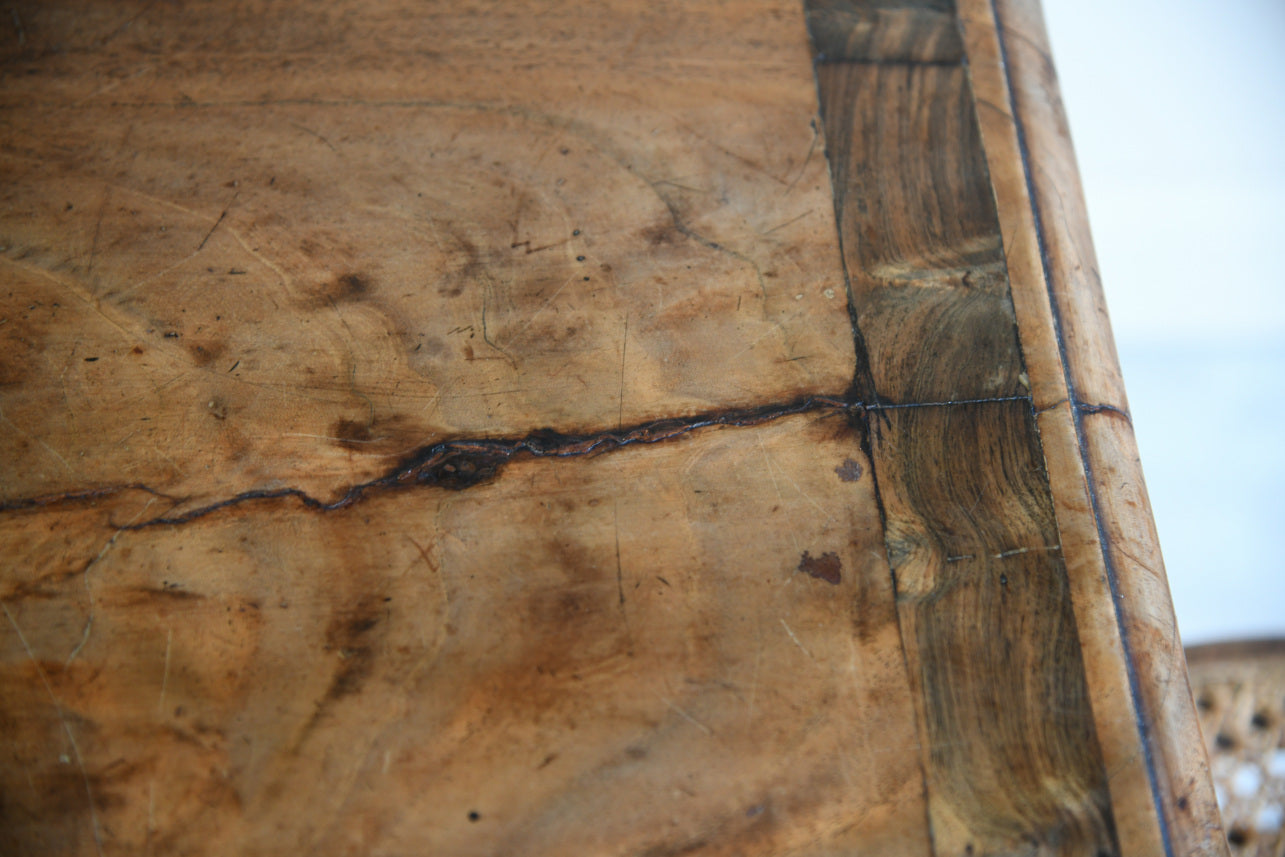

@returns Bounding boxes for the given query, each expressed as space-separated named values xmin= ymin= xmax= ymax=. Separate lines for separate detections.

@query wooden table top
xmin=0 ymin=1 xmax=1226 ymax=854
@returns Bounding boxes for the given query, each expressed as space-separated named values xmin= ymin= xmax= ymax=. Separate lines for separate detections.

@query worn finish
xmin=1 ymin=415 xmax=933 ymax=856
xmin=0 ymin=0 xmax=1219 ymax=854
xmin=0 ymin=0 xmax=852 ymax=509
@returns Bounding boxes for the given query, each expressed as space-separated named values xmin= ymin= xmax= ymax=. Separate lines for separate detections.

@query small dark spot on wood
xmin=468 ymin=810 xmax=481 ymax=822
xmin=188 ymin=341 xmax=225 ymax=367
xmin=576 ymin=255 xmax=586 ymax=262
xmin=331 ymin=418 xmax=372 ymax=448
xmin=1177 ymin=796 xmax=1189 ymax=811
xmin=745 ymin=804 xmax=764 ymax=818
xmin=347 ymin=616 xmax=377 ymax=635
xmin=572 ymin=229 xmax=581 ymax=236
xmin=162 ymin=331 xmax=179 ymax=339
xmin=1215 ymin=732 xmax=1235 ymax=750
xmin=83 ymin=356 xmax=99 ymax=362
xmin=798 ymin=550 xmax=841 ymax=585
xmin=834 ymin=458 xmax=863 ymax=482
xmin=338 ymin=272 xmax=367 ymax=296
xmin=131 ymin=345 xmax=144 ymax=355
xmin=641 ymin=224 xmax=674 ymax=246
xmin=1251 ymin=711 xmax=1270 ymax=729
xmin=999 ymin=574 xmax=1007 ymax=586
xmin=1196 ymin=694 xmax=1214 ymax=711
xmin=1228 ymin=828 xmax=1248 ymax=847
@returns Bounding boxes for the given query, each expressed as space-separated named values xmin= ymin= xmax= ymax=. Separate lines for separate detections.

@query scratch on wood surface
xmin=400 ymin=535 xmax=453 ymax=685
xmin=2 ymin=603 xmax=105 ymax=857
xmin=512 ymin=273 xmax=577 ymax=339
xmin=480 ymin=287 xmax=518 ymax=368
xmin=86 ymin=186 xmax=110 ymax=277
xmin=0 ymin=400 xmax=74 ymax=475
xmin=196 ymin=192 xmax=237 ymax=251
xmin=761 ymin=209 xmax=814 ymax=235
xmin=660 ymin=696 xmax=713 ymax=736
xmin=612 ymin=498 xmax=634 ymax=655
xmin=405 ymin=536 xmax=440 ymax=575
xmin=227 ymin=227 xmax=292 ymax=293
xmin=67 ymin=503 xmax=149 ymax=665
xmin=157 ymin=626 xmax=173 ymax=715
xmin=782 ymin=119 xmax=819 ymax=196
xmin=756 ymin=432 xmax=831 ymax=523
xmin=617 ymin=315 xmax=629 ymax=429
xmin=993 ymin=544 xmax=1061 ymax=559
xmin=289 ymin=120 xmax=339 ymax=153
xmin=780 ymin=618 xmax=815 ymax=661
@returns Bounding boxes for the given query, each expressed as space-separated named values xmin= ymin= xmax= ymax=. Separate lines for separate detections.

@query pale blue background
xmin=1043 ymin=0 xmax=1285 ymax=644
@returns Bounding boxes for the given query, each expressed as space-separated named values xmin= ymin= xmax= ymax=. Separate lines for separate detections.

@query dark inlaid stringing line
xmin=985 ymin=0 xmax=1174 ymax=852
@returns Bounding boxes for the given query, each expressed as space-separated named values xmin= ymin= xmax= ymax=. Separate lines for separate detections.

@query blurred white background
xmin=1042 ymin=0 xmax=1285 ymax=644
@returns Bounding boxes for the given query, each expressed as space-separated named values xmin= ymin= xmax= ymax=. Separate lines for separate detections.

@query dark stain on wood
xmin=322 ymin=598 xmax=384 ymax=702
xmin=834 ymin=458 xmax=864 ymax=482
xmin=310 ymin=271 xmax=371 ymax=307
xmin=187 ymin=340 xmax=226 ymax=368
xmin=798 ymin=551 xmax=843 ymax=585
xmin=330 ymin=418 xmax=373 ymax=447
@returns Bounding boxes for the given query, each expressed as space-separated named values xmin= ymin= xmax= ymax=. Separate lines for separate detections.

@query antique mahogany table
xmin=0 ymin=1 xmax=1226 ymax=854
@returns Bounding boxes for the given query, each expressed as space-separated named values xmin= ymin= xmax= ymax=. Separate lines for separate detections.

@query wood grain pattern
xmin=810 ymin=6 xmax=1116 ymax=850
xmin=806 ymin=0 xmax=964 ymax=63
xmin=0 ymin=0 xmax=852 ymax=510
xmin=2 ymin=414 xmax=934 ymax=856
xmin=871 ymin=403 xmax=1114 ymax=855
xmin=0 ymin=0 xmax=1220 ymax=854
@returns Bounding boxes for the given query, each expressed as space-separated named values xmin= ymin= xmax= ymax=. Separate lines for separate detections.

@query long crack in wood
xmin=0 ymin=394 xmax=1033 ymax=528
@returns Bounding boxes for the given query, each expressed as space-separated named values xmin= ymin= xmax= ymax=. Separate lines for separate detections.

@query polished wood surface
xmin=0 ymin=1 xmax=1223 ymax=854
